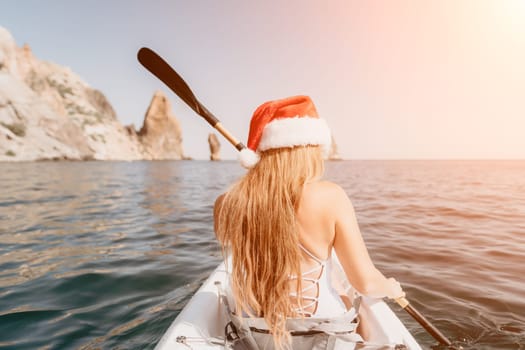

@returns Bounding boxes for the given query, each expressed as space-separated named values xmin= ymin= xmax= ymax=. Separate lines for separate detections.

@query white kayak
xmin=155 ymin=258 xmax=422 ymax=350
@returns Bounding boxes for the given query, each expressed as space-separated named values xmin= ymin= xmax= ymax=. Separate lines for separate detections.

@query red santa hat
xmin=239 ymin=95 xmax=331 ymax=168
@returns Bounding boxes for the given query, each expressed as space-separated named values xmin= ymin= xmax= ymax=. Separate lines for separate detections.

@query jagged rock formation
xmin=0 ymin=26 xmax=185 ymax=161
xmin=137 ymin=91 xmax=184 ymax=160
xmin=328 ymin=135 xmax=342 ymax=160
xmin=208 ymin=133 xmax=221 ymax=161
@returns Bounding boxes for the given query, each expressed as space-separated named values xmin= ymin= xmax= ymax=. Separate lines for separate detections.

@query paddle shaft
xmin=137 ymin=47 xmax=245 ymax=151
xmin=395 ymin=297 xmax=452 ymax=346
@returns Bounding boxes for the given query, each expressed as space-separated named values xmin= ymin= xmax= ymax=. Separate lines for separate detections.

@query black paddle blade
xmin=137 ymin=47 xmax=219 ymax=126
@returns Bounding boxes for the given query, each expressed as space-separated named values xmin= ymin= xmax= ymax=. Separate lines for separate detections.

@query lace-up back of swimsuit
xmin=289 ymin=244 xmax=347 ymax=318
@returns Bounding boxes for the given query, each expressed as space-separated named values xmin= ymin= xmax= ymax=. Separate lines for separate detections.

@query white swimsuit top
xmin=289 ymin=244 xmax=347 ymax=318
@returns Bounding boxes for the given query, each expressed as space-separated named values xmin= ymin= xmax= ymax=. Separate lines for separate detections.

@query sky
xmin=1 ymin=0 xmax=524 ymax=160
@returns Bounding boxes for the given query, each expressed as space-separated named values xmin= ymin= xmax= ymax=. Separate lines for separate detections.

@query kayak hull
xmin=155 ymin=261 xmax=422 ymax=349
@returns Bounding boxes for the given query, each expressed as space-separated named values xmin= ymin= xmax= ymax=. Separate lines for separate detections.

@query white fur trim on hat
xmin=258 ymin=116 xmax=332 ymax=154
xmin=238 ymin=148 xmax=261 ymax=169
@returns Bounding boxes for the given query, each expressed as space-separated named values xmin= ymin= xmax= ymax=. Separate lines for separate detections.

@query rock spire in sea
xmin=208 ymin=133 xmax=221 ymax=161
xmin=137 ymin=91 xmax=185 ymax=160
xmin=328 ymin=135 xmax=342 ymax=160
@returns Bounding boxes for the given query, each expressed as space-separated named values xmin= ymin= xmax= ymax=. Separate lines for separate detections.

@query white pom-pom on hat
xmin=239 ymin=148 xmax=260 ymax=169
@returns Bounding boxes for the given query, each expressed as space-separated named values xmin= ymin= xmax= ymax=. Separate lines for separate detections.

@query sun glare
xmin=500 ymin=0 xmax=525 ymax=32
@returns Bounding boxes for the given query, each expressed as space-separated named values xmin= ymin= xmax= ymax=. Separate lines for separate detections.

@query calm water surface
xmin=0 ymin=160 xmax=524 ymax=349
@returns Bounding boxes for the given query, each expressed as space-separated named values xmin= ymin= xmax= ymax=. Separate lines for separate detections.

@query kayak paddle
xmin=137 ymin=47 xmax=245 ymax=151
xmin=396 ymin=297 xmax=455 ymax=347
xmin=136 ymin=46 xmax=457 ymax=348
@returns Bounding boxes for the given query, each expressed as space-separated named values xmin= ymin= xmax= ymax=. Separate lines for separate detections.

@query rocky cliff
xmin=0 ymin=26 xmax=184 ymax=161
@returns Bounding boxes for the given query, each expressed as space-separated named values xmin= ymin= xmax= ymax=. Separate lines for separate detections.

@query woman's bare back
xmin=296 ymin=181 xmax=404 ymax=301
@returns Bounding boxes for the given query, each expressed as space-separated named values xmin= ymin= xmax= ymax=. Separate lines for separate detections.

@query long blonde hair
xmin=215 ymin=145 xmax=324 ymax=348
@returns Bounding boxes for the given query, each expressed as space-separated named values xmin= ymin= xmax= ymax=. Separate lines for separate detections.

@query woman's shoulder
xmin=304 ymin=180 xmax=348 ymax=200
xmin=302 ymin=181 xmax=352 ymax=211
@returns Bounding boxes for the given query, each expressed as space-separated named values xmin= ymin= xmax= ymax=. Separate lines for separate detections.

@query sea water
xmin=0 ymin=160 xmax=524 ymax=349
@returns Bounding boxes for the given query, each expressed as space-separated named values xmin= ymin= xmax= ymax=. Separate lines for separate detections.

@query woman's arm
xmin=331 ymin=184 xmax=404 ymax=299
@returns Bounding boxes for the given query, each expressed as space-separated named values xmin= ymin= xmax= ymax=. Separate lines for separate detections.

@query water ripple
xmin=0 ymin=160 xmax=524 ymax=349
